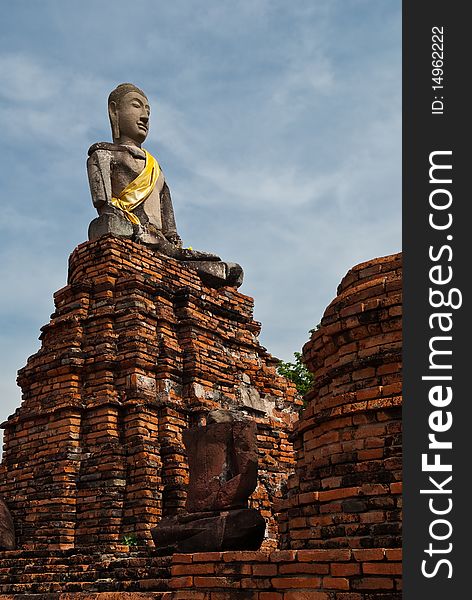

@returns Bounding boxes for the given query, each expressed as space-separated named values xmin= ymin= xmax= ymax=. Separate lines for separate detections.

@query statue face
xmin=112 ymin=91 xmax=150 ymax=145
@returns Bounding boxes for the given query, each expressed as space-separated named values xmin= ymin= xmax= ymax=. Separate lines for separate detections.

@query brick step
xmin=0 ymin=564 xmax=170 ymax=576
xmin=0 ymin=584 xmax=64 ymax=595
xmin=0 ymin=578 xmax=169 ymax=595
xmin=0 ymin=593 xmax=168 ymax=600
xmin=0 ymin=558 xmax=72 ymax=568
xmin=0 ymin=557 xmax=152 ymax=568
xmin=0 ymin=550 xmax=171 ymax=596
xmin=0 ymin=572 xmax=170 ymax=586
xmin=0 ymin=570 xmax=164 ymax=581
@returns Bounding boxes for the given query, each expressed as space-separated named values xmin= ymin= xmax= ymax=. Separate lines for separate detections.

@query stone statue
xmin=87 ymin=83 xmax=243 ymax=288
xmin=151 ymin=410 xmax=265 ymax=554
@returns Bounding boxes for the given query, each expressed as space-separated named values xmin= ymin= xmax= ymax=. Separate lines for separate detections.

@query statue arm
xmin=160 ymin=183 xmax=182 ymax=248
xmin=87 ymin=149 xmax=113 ymax=210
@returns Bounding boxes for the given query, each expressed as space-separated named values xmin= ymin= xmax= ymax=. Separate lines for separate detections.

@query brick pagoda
xmin=0 ymin=236 xmax=300 ymax=551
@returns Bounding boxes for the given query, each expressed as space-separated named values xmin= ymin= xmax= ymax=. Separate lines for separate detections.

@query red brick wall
xmin=278 ymin=253 xmax=402 ymax=550
xmin=0 ymin=547 xmax=401 ymax=598
xmin=169 ymin=548 xmax=402 ymax=599
xmin=0 ymin=236 xmax=300 ymax=550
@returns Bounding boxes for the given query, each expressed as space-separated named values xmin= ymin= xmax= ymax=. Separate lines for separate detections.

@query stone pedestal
xmin=152 ymin=508 xmax=265 ymax=554
xmin=0 ymin=236 xmax=299 ymax=550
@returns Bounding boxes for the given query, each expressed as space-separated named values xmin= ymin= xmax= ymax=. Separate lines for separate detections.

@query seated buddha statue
xmin=87 ymin=83 xmax=243 ymax=288
xmin=151 ymin=410 xmax=265 ymax=554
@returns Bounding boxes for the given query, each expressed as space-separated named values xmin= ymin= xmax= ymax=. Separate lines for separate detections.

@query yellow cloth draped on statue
xmin=110 ymin=149 xmax=160 ymax=225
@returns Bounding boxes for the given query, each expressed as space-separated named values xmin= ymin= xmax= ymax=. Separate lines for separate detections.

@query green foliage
xmin=277 ymin=352 xmax=314 ymax=396
xmin=121 ymin=534 xmax=139 ymax=546
xmin=309 ymin=322 xmax=321 ymax=335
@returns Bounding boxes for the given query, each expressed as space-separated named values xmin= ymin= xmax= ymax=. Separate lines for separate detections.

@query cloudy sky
xmin=0 ymin=1 xmax=401 ymax=444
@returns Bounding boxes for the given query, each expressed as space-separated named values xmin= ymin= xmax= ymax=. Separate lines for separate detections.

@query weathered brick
xmin=240 ymin=578 xmax=272 ymax=590
xmin=172 ymin=563 xmax=215 ymax=576
xmin=363 ymin=562 xmax=402 ymax=575
xmin=271 ymin=577 xmax=321 ymax=589
xmin=351 ymin=577 xmax=395 ymax=590
xmin=223 ymin=551 xmax=269 ymax=563
xmin=284 ymin=593 xmax=329 ymax=600
xmin=331 ymin=563 xmax=361 ymax=576
xmin=352 ymin=549 xmax=385 ymax=561
xmin=259 ymin=593 xmax=283 ymax=600
xmin=270 ymin=551 xmax=297 ymax=563
xmin=193 ymin=576 xmax=240 ymax=589
xmin=386 ymin=549 xmax=402 ymax=561
xmin=192 ymin=552 xmax=223 ymax=563
xmin=169 ymin=576 xmax=193 ymax=589
xmin=322 ymin=576 xmax=350 ymax=590
xmin=279 ymin=563 xmax=329 ymax=575
xmin=298 ymin=549 xmax=351 ymax=562
xmin=252 ymin=564 xmax=278 ymax=576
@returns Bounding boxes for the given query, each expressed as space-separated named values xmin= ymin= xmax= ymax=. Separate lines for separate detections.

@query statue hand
xmin=181 ymin=248 xmax=221 ymax=261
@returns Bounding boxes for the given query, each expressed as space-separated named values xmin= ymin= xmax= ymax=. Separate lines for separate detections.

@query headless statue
xmin=151 ymin=410 xmax=265 ymax=554
xmin=87 ymin=83 xmax=243 ymax=288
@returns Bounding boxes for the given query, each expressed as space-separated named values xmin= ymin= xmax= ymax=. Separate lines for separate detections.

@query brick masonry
xmin=0 ymin=547 xmax=402 ymax=599
xmin=0 ymin=546 xmax=171 ymax=596
xmin=0 ymin=236 xmax=300 ymax=551
xmin=168 ymin=547 xmax=402 ymax=599
xmin=278 ymin=253 xmax=402 ymax=551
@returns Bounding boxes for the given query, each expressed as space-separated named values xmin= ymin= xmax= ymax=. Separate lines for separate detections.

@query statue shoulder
xmin=88 ymin=142 xmax=129 ymax=156
xmin=88 ymin=142 xmax=146 ymax=159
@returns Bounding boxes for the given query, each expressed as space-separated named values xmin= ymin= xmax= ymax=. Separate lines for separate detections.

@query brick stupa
xmin=278 ymin=253 xmax=402 ymax=551
xmin=0 ymin=236 xmax=300 ymax=551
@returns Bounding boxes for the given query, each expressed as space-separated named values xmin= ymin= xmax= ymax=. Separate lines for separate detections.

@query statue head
xmin=108 ymin=83 xmax=150 ymax=146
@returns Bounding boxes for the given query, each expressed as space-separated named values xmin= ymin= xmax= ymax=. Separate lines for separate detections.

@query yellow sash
xmin=110 ymin=149 xmax=160 ymax=225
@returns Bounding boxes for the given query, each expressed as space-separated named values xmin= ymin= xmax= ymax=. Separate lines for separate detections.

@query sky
xmin=0 ymin=1 xmax=401 ymax=448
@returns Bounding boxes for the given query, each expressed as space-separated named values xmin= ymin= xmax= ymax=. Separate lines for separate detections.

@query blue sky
xmin=0 ymin=1 xmax=401 ymax=442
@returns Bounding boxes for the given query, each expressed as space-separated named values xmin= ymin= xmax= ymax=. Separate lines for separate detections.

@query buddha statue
xmin=87 ymin=83 xmax=243 ymax=288
xmin=151 ymin=410 xmax=265 ymax=554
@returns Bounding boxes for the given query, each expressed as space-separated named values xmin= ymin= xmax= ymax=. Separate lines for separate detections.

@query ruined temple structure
xmin=0 ymin=82 xmax=402 ymax=597
xmin=0 ymin=236 xmax=300 ymax=553
xmin=0 ymin=251 xmax=402 ymax=599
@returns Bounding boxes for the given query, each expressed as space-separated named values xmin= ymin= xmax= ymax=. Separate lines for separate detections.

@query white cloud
xmin=0 ymin=54 xmax=61 ymax=102
xmin=0 ymin=53 xmax=111 ymax=149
